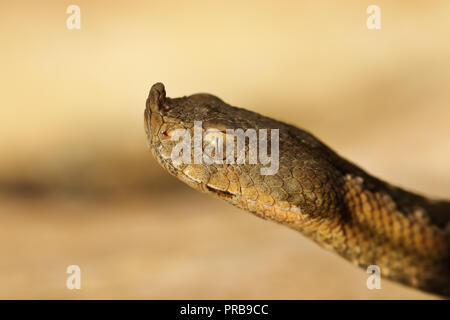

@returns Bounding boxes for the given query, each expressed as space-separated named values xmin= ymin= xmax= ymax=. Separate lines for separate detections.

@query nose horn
xmin=147 ymin=82 xmax=166 ymax=112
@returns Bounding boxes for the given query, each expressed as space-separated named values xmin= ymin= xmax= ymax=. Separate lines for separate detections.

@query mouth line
xmin=206 ymin=185 xmax=235 ymax=199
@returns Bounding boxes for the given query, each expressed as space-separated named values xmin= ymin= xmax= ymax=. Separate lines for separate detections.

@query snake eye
xmin=203 ymin=130 xmax=227 ymax=161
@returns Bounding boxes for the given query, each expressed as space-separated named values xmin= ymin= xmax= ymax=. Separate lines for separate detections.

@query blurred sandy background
xmin=1 ymin=1 xmax=449 ymax=299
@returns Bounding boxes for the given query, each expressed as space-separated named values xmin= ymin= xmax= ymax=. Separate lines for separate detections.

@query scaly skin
xmin=144 ymin=83 xmax=449 ymax=296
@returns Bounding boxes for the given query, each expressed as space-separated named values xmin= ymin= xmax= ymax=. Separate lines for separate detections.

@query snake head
xmin=145 ymin=82 xmax=285 ymax=198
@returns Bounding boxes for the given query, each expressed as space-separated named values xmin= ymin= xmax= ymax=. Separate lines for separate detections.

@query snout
xmin=144 ymin=82 xmax=167 ymax=144
xmin=147 ymin=82 xmax=166 ymax=113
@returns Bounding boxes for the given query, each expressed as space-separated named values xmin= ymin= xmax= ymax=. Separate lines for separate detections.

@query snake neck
xmin=336 ymin=162 xmax=449 ymax=296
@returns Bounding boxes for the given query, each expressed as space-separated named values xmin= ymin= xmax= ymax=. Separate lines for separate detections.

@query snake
xmin=144 ymin=82 xmax=449 ymax=297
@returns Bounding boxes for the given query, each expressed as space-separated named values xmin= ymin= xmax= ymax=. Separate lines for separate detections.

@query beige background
xmin=0 ymin=1 xmax=449 ymax=299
